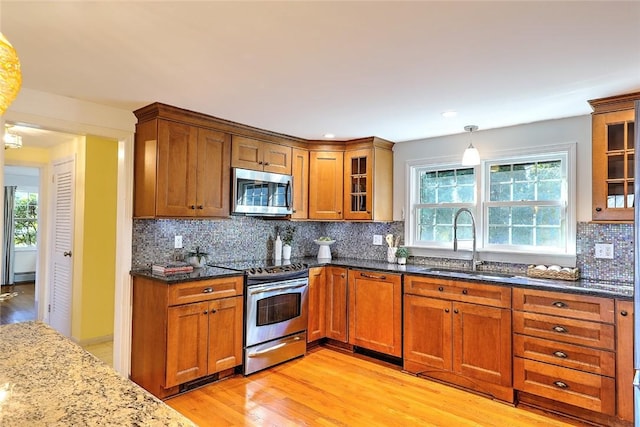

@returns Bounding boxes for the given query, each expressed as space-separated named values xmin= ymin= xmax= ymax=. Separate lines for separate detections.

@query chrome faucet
xmin=453 ymin=208 xmax=481 ymax=271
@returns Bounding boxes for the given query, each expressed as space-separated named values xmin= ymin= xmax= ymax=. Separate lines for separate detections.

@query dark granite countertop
xmin=131 ymin=257 xmax=633 ymax=299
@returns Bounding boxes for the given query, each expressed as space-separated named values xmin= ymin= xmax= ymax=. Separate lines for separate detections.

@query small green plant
xmin=282 ymin=225 xmax=296 ymax=246
xmin=395 ymin=247 xmax=409 ymax=258
xmin=188 ymin=246 xmax=209 ymax=263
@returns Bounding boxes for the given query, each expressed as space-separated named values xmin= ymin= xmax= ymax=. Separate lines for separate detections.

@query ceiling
xmin=3 ymin=1 xmax=640 ymax=146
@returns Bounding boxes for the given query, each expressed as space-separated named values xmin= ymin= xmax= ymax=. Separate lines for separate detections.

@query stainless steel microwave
xmin=232 ymin=168 xmax=293 ymax=216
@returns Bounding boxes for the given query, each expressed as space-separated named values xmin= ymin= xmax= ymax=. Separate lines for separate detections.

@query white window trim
xmin=404 ymin=143 xmax=577 ymax=267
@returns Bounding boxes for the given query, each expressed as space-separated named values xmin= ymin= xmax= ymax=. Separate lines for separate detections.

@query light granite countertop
xmin=0 ymin=321 xmax=196 ymax=427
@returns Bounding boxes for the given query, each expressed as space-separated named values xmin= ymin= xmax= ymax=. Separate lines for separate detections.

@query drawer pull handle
xmin=360 ymin=272 xmax=386 ymax=280
xmin=462 ymin=289 xmax=468 ymax=295
xmin=202 ymin=287 xmax=214 ymax=293
xmin=621 ymin=310 xmax=628 ymax=317
xmin=552 ymin=301 xmax=567 ymax=308
xmin=438 ymin=286 xmax=444 ymax=292
xmin=552 ymin=326 xmax=568 ymax=333
xmin=553 ymin=351 xmax=568 ymax=358
xmin=553 ymin=381 xmax=569 ymax=389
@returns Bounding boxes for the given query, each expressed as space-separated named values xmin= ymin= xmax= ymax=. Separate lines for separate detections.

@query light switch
xmin=373 ymin=235 xmax=383 ymax=245
xmin=174 ymin=235 xmax=183 ymax=249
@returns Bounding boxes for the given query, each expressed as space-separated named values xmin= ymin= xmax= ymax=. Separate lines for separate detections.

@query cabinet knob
xmin=197 ymin=205 xmax=204 ymax=210
xmin=338 ymin=211 xmax=342 ymax=215
xmin=553 ymin=351 xmax=568 ymax=359
xmin=462 ymin=289 xmax=468 ymax=295
xmin=595 ymin=207 xmax=602 ymax=212
xmin=552 ymin=325 xmax=568 ymax=333
xmin=444 ymin=308 xmax=450 ymax=313
xmin=621 ymin=310 xmax=628 ymax=317
xmin=553 ymin=381 xmax=569 ymax=389
xmin=258 ymin=161 xmax=263 ymax=165
xmin=438 ymin=286 xmax=444 ymax=292
xmin=190 ymin=205 xmax=196 ymax=209
xmin=210 ymin=309 xmax=216 ymax=314
xmin=264 ymin=162 xmax=270 ymax=166
xmin=552 ymin=301 xmax=567 ymax=308
xmin=341 ymin=274 xmax=346 ymax=278
xmin=203 ymin=310 xmax=208 ymax=315
xmin=453 ymin=309 xmax=459 ymax=314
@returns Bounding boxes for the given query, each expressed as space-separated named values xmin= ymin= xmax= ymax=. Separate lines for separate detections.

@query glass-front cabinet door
xmin=591 ymin=93 xmax=639 ymax=221
xmin=344 ymin=148 xmax=373 ymax=220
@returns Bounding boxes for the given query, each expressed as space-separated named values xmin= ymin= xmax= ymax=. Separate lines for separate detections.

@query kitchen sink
xmin=420 ymin=268 xmax=515 ymax=279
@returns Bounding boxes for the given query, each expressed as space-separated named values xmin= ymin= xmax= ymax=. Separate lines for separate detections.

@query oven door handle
xmin=250 ymin=283 xmax=307 ymax=295
xmin=247 ymin=336 xmax=302 ymax=357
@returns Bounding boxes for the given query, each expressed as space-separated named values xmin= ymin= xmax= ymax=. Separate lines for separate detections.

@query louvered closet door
xmin=49 ymin=158 xmax=75 ymax=337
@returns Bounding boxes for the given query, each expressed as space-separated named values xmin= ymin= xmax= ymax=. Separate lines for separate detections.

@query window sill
xmin=407 ymin=246 xmax=577 ymax=268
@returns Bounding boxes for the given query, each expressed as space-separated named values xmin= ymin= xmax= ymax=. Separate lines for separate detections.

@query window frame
xmin=14 ymin=190 xmax=39 ymax=249
xmin=405 ymin=143 xmax=577 ymax=265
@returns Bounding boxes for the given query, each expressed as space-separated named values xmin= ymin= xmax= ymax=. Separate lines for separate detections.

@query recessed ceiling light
xmin=441 ymin=111 xmax=457 ymax=118
xmin=323 ymin=133 xmax=335 ymax=139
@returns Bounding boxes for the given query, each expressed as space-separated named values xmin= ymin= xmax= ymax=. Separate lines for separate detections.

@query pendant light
xmin=0 ymin=32 xmax=22 ymax=116
xmin=461 ymin=125 xmax=480 ymax=166
xmin=3 ymin=125 xmax=21 ymax=149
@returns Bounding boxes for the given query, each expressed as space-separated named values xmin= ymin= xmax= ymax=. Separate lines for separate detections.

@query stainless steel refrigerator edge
xmin=633 ymin=99 xmax=640 ymax=426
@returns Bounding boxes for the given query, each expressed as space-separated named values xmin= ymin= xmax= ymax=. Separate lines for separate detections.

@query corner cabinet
xmin=134 ymin=106 xmax=231 ymax=218
xmin=589 ymin=92 xmax=640 ymax=221
xmin=403 ymin=275 xmax=513 ymax=403
xmin=231 ymin=135 xmax=292 ymax=175
xmin=131 ymin=275 xmax=244 ymax=399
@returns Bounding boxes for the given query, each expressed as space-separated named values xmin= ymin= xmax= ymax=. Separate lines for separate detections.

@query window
xmin=407 ymin=144 xmax=575 ymax=259
xmin=14 ymin=191 xmax=38 ymax=248
xmin=485 ymin=155 xmax=567 ymax=252
xmin=412 ymin=166 xmax=476 ymax=247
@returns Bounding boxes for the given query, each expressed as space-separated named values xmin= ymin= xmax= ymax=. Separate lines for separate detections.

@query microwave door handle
xmin=286 ymin=180 xmax=292 ymax=210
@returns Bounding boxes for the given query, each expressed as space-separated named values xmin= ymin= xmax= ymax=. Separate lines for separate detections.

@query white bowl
xmin=314 ymin=239 xmax=336 ymax=246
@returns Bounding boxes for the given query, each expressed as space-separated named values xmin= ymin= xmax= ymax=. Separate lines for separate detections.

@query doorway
xmin=0 ymin=165 xmax=39 ymax=324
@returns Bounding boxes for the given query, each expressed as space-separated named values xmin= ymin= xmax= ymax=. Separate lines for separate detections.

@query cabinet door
xmin=403 ymin=295 xmax=452 ymax=371
xmin=344 ymin=148 xmax=373 ymax=220
xmin=156 ymin=120 xmax=198 ymax=217
xmin=291 ymin=147 xmax=309 ymax=219
xmin=231 ymin=135 xmax=262 ymax=170
xmin=307 ymin=267 xmax=326 ymax=342
xmin=616 ymin=299 xmax=634 ymax=422
xmin=263 ymin=142 xmax=292 ymax=175
xmin=325 ymin=267 xmax=348 ymax=342
xmin=348 ymin=270 xmax=401 ymax=356
xmin=166 ymin=302 xmax=209 ymax=387
xmin=207 ymin=296 xmax=243 ymax=374
xmin=592 ymin=109 xmax=635 ymax=221
xmin=196 ymin=129 xmax=231 ymax=217
xmin=309 ymin=151 xmax=344 ymax=220
xmin=453 ymin=302 xmax=512 ymax=387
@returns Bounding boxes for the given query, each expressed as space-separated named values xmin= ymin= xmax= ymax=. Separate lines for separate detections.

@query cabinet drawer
xmin=405 ymin=275 xmax=510 ymax=308
xmin=513 ymin=288 xmax=614 ymax=323
xmin=513 ymin=334 xmax=615 ymax=377
xmin=168 ymin=276 xmax=244 ymax=305
xmin=513 ymin=311 xmax=614 ymax=350
xmin=514 ymin=357 xmax=615 ymax=415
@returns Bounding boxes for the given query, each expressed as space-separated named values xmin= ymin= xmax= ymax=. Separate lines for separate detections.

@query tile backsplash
xmin=132 ymin=218 xmax=634 ymax=283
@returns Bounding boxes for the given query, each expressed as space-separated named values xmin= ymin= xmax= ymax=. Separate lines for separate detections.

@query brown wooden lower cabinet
xmin=616 ymin=299 xmax=634 ymax=423
xmin=325 ymin=266 xmax=348 ymax=342
xmin=131 ymin=275 xmax=244 ymax=399
xmin=307 ymin=267 xmax=326 ymax=342
xmin=403 ymin=275 xmax=513 ymax=403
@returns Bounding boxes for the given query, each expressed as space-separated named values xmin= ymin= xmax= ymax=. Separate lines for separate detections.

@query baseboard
xmin=76 ymin=334 xmax=114 ymax=347
xmin=14 ymin=272 xmax=35 ymax=283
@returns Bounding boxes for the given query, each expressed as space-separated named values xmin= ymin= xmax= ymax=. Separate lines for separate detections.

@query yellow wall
xmin=78 ymin=135 xmax=118 ymax=341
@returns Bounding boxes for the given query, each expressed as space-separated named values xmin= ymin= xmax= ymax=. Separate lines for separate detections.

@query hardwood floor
xmin=0 ymin=283 xmax=36 ymax=324
xmin=167 ymin=347 xmax=583 ymax=427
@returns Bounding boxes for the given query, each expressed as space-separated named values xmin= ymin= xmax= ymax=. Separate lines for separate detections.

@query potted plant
xmin=187 ymin=246 xmax=209 ymax=268
xmin=395 ymin=247 xmax=409 ymax=265
xmin=282 ymin=225 xmax=296 ymax=260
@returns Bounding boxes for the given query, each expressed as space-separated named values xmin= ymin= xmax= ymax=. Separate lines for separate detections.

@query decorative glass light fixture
xmin=461 ymin=125 xmax=480 ymax=166
xmin=4 ymin=126 xmax=22 ymax=149
xmin=0 ymin=32 xmax=21 ymax=115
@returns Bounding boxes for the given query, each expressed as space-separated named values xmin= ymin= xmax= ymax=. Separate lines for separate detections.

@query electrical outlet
xmin=373 ymin=235 xmax=383 ymax=245
xmin=594 ymin=243 xmax=613 ymax=259
xmin=174 ymin=235 xmax=183 ymax=249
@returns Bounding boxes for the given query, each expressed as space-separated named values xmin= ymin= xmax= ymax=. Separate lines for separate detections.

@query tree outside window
xmin=14 ymin=191 xmax=38 ymax=247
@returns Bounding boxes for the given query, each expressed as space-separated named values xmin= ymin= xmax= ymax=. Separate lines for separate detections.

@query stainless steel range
xmin=212 ymin=261 xmax=309 ymax=375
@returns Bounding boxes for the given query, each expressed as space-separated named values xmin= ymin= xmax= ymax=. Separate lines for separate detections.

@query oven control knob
xmin=256 ymin=267 xmax=263 ymax=274
xmin=249 ymin=268 xmax=256 ymax=275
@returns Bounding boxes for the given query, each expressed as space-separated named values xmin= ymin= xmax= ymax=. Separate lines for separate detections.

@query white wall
xmin=392 ymin=115 xmax=592 ymax=222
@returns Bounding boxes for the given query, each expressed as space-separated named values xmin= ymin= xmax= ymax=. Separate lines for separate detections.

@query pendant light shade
xmin=0 ymin=32 xmax=21 ymax=116
xmin=461 ymin=125 xmax=480 ymax=166
xmin=3 ymin=126 xmax=22 ymax=149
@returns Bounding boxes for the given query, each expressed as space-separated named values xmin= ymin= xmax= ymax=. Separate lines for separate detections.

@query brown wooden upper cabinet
xmin=291 ymin=147 xmax=309 ymax=219
xmin=590 ymin=92 xmax=640 ymax=222
xmin=309 ymin=150 xmax=344 ymax=220
xmin=344 ymin=145 xmax=393 ymax=221
xmin=134 ymin=118 xmax=231 ymax=218
xmin=231 ymin=135 xmax=292 ymax=175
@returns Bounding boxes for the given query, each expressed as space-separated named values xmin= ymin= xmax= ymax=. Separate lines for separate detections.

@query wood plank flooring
xmin=167 ymin=347 xmax=583 ymax=427
xmin=0 ymin=283 xmax=36 ymax=324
